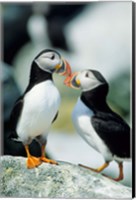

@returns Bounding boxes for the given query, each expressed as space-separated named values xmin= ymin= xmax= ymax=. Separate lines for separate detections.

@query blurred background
xmin=1 ymin=2 xmax=132 ymax=187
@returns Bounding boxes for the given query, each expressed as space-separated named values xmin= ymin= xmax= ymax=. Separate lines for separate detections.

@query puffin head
xmin=64 ymin=69 xmax=108 ymax=92
xmin=34 ymin=49 xmax=71 ymax=76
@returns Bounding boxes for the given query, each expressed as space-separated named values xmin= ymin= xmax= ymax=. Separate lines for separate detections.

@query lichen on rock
xmin=0 ymin=156 xmax=132 ymax=198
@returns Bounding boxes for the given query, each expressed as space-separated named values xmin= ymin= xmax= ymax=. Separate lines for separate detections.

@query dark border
xmin=0 ymin=4 xmax=3 ymax=156
xmin=1 ymin=1 xmax=135 ymax=199
xmin=132 ymin=1 xmax=135 ymax=199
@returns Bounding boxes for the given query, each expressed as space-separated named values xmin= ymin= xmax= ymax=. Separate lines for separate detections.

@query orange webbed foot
xmin=79 ymin=162 xmax=109 ymax=173
xmin=26 ymin=156 xmax=42 ymax=169
xmin=102 ymin=162 xmax=124 ymax=182
xmin=79 ymin=164 xmax=98 ymax=172
xmin=40 ymin=157 xmax=58 ymax=165
xmin=102 ymin=173 xmax=124 ymax=182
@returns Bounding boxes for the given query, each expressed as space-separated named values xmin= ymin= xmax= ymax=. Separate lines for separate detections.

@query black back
xmin=81 ymin=84 xmax=131 ymax=159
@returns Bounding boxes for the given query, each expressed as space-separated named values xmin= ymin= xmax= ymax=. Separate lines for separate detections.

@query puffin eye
xmin=85 ymin=72 xmax=89 ymax=78
xmin=51 ymin=54 xmax=55 ymax=60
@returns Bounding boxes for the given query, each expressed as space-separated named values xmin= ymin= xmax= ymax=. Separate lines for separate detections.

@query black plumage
xmin=92 ymin=112 xmax=130 ymax=158
xmin=9 ymin=61 xmax=54 ymax=141
xmin=9 ymin=97 xmax=23 ymax=139
xmin=66 ymin=69 xmax=131 ymax=181
xmin=24 ymin=61 xmax=53 ymax=94
xmin=7 ymin=49 xmax=72 ymax=169
xmin=81 ymin=83 xmax=130 ymax=160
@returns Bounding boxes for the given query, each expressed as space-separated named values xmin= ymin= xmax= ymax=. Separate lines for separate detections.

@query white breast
xmin=72 ymin=98 xmax=112 ymax=161
xmin=17 ymin=80 xmax=61 ymax=142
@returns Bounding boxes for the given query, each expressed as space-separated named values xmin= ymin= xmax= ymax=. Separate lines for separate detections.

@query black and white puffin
xmin=64 ymin=69 xmax=131 ymax=181
xmin=9 ymin=49 xmax=71 ymax=169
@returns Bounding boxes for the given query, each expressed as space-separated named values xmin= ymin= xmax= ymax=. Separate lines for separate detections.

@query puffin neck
xmin=24 ymin=61 xmax=53 ymax=94
xmin=81 ymin=84 xmax=110 ymax=113
xmin=29 ymin=61 xmax=53 ymax=83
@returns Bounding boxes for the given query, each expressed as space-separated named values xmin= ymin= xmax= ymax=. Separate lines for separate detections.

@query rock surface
xmin=0 ymin=156 xmax=132 ymax=198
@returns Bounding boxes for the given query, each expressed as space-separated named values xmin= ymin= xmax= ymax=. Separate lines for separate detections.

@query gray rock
xmin=0 ymin=156 xmax=132 ymax=198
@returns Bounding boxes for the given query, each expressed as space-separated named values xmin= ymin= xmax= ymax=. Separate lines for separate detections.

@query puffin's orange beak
xmin=61 ymin=60 xmax=72 ymax=76
xmin=64 ymin=75 xmax=72 ymax=87
xmin=55 ymin=59 xmax=72 ymax=76
xmin=64 ymin=72 xmax=80 ymax=89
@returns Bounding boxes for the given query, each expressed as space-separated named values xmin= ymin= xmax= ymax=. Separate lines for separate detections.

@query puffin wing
xmin=91 ymin=112 xmax=130 ymax=158
xmin=9 ymin=97 xmax=24 ymax=138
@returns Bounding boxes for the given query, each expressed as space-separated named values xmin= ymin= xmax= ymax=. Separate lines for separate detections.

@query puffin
xmin=64 ymin=69 xmax=131 ymax=181
xmin=9 ymin=49 xmax=71 ymax=169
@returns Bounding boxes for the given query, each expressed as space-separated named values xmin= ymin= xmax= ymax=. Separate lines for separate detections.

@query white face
xmin=35 ymin=51 xmax=62 ymax=72
xmin=76 ymin=70 xmax=102 ymax=91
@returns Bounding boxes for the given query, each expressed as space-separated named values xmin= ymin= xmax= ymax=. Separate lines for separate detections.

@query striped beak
xmin=64 ymin=72 xmax=80 ymax=89
xmin=55 ymin=59 xmax=72 ymax=76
